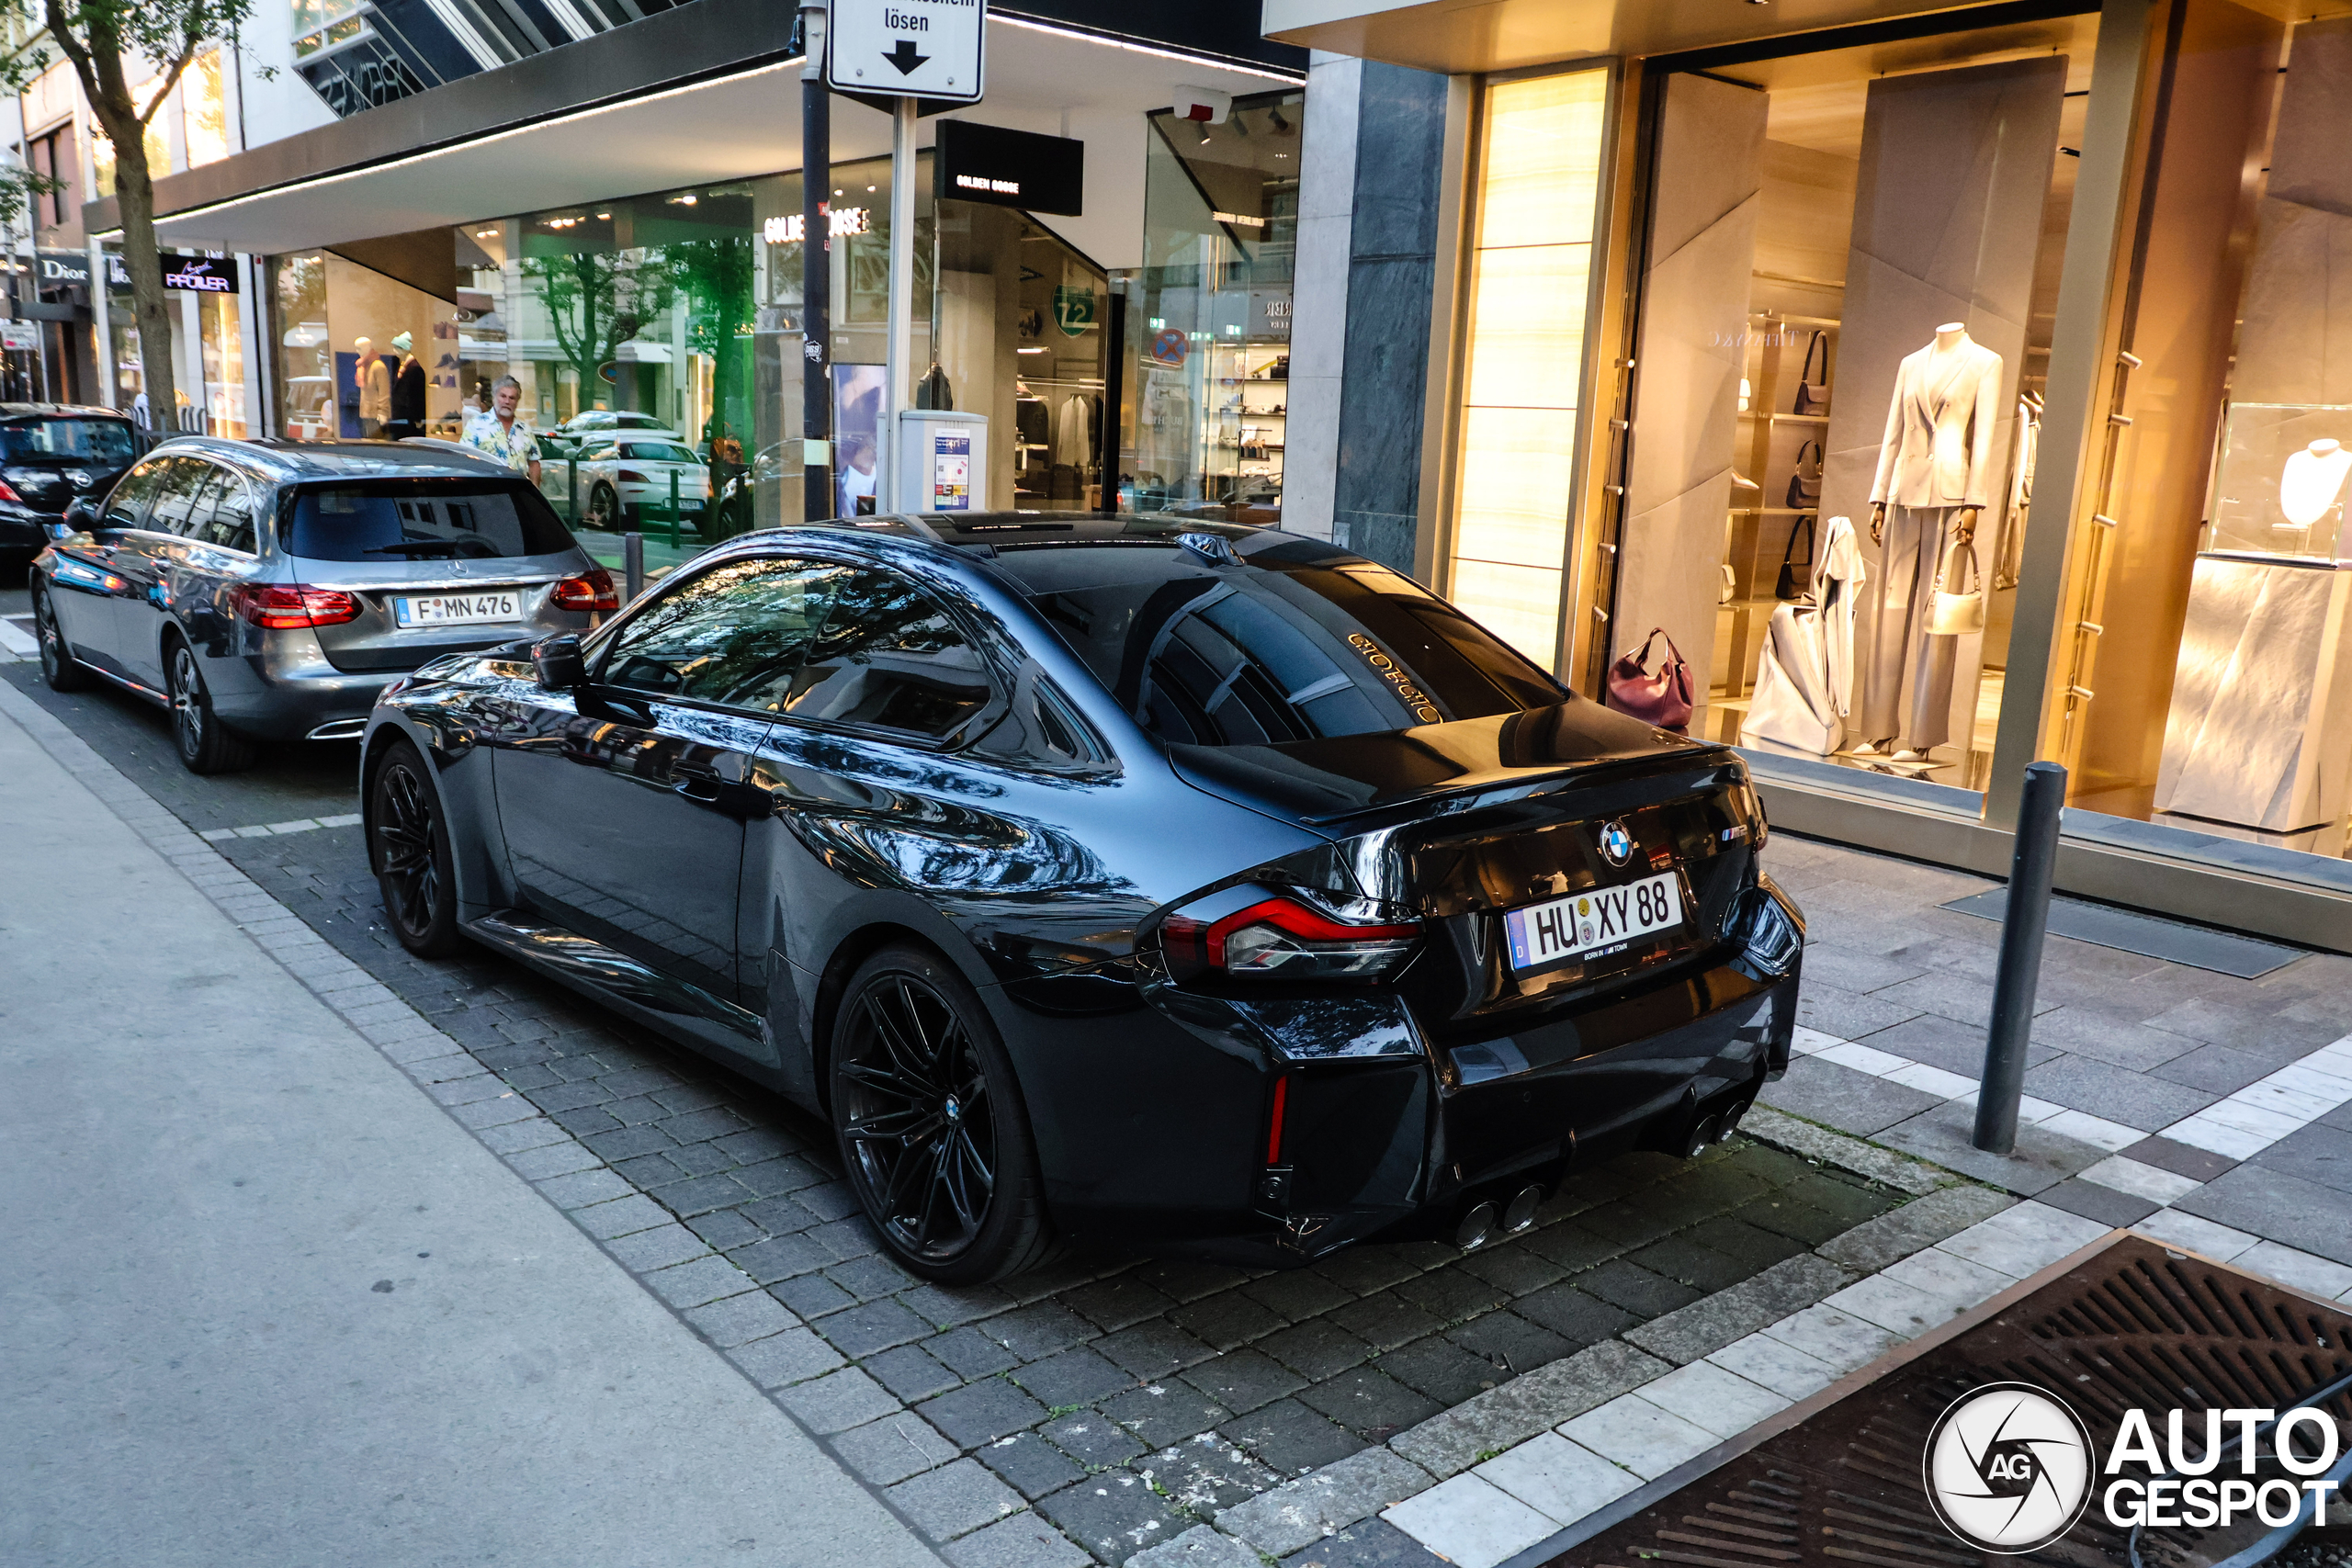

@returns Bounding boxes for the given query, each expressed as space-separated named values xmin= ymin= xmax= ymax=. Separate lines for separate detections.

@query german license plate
xmin=393 ymin=592 xmax=519 ymax=627
xmin=1504 ymin=871 xmax=1684 ymax=973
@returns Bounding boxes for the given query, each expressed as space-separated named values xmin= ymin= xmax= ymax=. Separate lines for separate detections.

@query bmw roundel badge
xmin=1599 ymin=819 xmax=1634 ymax=866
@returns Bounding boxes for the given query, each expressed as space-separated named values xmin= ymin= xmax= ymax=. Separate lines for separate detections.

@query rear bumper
xmin=1008 ymin=882 xmax=1803 ymax=1267
xmin=0 ymin=509 xmax=61 ymax=556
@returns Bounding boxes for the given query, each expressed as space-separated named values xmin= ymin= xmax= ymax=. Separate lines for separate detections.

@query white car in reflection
xmin=573 ymin=437 xmax=710 ymax=532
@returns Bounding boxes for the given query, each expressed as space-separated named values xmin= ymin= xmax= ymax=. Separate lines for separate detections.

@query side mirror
xmin=533 ymin=632 xmax=584 ymax=691
xmin=60 ymin=499 xmax=96 ymax=533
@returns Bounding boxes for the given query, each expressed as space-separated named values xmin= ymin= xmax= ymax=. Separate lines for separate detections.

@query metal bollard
xmin=1973 ymin=761 xmax=2067 ymax=1154
xmin=567 ymin=456 xmax=580 ymax=528
xmin=623 ymin=531 xmax=645 ymax=605
xmin=668 ymin=469 xmax=682 ymax=548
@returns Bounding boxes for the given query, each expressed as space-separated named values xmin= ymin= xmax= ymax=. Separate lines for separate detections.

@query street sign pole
xmin=884 ymin=96 xmax=915 ymax=513
xmin=800 ymin=4 xmax=833 ymax=522
xmin=827 ymin=0 xmax=987 ymax=514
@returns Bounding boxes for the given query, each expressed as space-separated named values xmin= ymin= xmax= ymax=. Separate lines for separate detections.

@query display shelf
xmin=1738 ymin=412 xmax=1830 ymax=427
xmin=1753 ymin=270 xmax=1846 ymax=290
xmin=1749 ymin=310 xmax=1842 ymax=330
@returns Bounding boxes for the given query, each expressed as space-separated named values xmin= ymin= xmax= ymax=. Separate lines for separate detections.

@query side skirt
xmin=465 ymin=910 xmax=786 ymax=1079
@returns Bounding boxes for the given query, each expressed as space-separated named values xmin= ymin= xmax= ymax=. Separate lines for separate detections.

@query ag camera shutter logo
xmin=1923 ymin=1382 xmax=2095 ymax=1553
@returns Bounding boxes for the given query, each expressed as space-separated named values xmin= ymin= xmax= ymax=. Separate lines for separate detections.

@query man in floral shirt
xmin=463 ymin=375 xmax=541 ymax=484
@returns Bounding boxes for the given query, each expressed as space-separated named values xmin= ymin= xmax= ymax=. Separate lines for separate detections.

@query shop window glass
xmin=2052 ymin=3 xmax=2352 ymax=878
xmin=1128 ymin=91 xmax=1303 ymax=525
xmin=1611 ymin=17 xmax=2094 ymax=795
xmin=270 ymin=254 xmax=331 ymax=440
xmin=1450 ymin=69 xmax=1609 ymax=671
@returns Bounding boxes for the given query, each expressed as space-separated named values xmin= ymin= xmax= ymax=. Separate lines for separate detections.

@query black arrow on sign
xmin=883 ymin=39 xmax=929 ymax=74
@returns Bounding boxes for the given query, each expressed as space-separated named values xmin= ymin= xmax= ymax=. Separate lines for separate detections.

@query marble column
xmin=1283 ymin=51 xmax=1363 ymax=545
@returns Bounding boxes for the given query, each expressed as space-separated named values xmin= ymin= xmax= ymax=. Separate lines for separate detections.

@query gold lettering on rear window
xmin=1346 ymin=633 xmax=1442 ymax=724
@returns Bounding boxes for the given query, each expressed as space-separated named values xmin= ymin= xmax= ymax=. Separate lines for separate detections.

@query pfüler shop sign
xmin=161 ymin=254 xmax=238 ymax=294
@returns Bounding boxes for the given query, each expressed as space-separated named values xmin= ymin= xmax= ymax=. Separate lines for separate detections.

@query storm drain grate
xmin=1524 ymin=1236 xmax=2352 ymax=1568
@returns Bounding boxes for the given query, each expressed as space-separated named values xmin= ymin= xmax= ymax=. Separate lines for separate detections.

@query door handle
xmin=674 ymin=769 xmax=724 ymax=803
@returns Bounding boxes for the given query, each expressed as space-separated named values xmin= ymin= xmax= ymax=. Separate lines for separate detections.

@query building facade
xmin=1274 ymin=0 xmax=2352 ymax=951
xmin=50 ymin=0 xmax=1306 ymax=533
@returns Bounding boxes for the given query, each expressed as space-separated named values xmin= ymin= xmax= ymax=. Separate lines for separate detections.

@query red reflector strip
xmin=1266 ymin=1074 xmax=1289 ymax=1166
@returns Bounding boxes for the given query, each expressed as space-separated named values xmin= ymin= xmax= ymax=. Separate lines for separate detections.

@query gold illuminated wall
xmin=1447 ymin=69 xmax=1609 ymax=669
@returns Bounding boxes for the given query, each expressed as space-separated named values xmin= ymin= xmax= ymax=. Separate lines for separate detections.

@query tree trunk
xmin=107 ymin=127 xmax=178 ymax=429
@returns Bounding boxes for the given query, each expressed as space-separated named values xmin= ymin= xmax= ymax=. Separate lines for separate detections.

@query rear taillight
xmin=1161 ymin=895 xmax=1422 ymax=983
xmin=617 ymin=468 xmax=650 ymax=485
xmin=0 ymin=479 xmax=21 ymax=503
xmin=234 ymin=583 xmax=360 ymax=628
xmin=550 ymin=566 xmax=619 ymax=612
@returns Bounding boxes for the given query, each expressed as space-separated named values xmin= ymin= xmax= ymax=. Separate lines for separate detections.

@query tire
xmin=586 ymin=482 xmax=619 ymax=532
xmin=31 ymin=584 xmax=92 ymax=692
xmin=368 ymin=737 xmax=465 ymax=957
xmin=165 ymin=637 xmax=255 ymax=774
xmin=831 ymin=945 xmax=1056 ymax=1283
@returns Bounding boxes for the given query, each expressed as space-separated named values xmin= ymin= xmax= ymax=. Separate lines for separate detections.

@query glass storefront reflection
xmin=266 ymin=155 xmax=1112 ymax=535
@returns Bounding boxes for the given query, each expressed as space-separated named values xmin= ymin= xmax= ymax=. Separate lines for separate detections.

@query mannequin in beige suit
xmin=1858 ymin=322 xmax=2003 ymax=760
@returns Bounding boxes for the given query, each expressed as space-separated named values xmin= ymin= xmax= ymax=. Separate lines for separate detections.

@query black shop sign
xmin=933 ymin=120 xmax=1083 ymax=217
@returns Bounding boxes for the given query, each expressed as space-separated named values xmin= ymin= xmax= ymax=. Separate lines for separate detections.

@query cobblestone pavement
xmin=0 ymin=660 xmax=1919 ymax=1568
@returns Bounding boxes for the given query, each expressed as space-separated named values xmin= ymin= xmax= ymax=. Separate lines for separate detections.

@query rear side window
xmin=1009 ymin=543 xmax=1565 ymax=747
xmin=286 ymin=479 xmax=574 ymax=561
xmin=619 ymin=442 xmax=695 ymax=462
xmin=145 ymin=457 xmax=218 ymax=536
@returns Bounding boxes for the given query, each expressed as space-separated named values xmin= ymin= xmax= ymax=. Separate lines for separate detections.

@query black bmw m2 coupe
xmin=361 ymin=515 xmax=1803 ymax=1281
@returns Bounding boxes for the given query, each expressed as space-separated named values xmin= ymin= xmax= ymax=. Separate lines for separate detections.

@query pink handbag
xmin=1607 ymin=627 xmax=1694 ymax=731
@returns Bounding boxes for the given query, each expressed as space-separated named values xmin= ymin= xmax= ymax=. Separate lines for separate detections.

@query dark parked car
xmin=30 ymin=437 xmax=616 ymax=773
xmin=0 ymin=404 xmax=143 ymax=563
xmin=361 ymin=515 xmax=1802 ymax=1282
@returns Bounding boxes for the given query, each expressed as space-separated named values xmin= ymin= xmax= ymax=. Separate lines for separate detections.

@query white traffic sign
xmin=827 ymin=0 xmax=986 ymax=102
xmin=0 ymin=321 xmax=38 ymax=352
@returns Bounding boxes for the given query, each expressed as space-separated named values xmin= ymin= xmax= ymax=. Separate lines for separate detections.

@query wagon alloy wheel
xmin=369 ymin=741 xmax=462 ymax=956
xmin=831 ymin=946 xmax=1054 ymax=1283
xmin=164 ymin=640 xmax=254 ymax=773
xmin=841 ymin=976 xmax=997 ymax=1261
xmin=169 ymin=644 xmax=205 ymax=757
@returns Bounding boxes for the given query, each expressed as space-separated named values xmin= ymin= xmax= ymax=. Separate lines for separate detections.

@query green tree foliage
xmin=3 ymin=0 xmax=260 ymax=423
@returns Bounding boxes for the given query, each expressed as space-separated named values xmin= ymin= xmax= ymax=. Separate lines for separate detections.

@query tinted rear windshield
xmin=997 ymin=536 xmax=1566 ymax=746
xmin=287 ymin=479 xmax=574 ymax=562
xmin=0 ymin=418 xmax=139 ymax=463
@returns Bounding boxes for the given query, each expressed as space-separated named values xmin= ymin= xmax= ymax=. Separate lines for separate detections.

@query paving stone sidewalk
xmin=1757 ymin=836 xmax=2352 ymax=1270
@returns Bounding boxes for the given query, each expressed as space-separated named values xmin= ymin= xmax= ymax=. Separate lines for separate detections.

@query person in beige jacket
xmin=1857 ymin=322 xmax=2004 ymax=761
xmin=354 ymin=335 xmax=392 ymax=437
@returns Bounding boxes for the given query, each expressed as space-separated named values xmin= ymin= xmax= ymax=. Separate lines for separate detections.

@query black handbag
xmin=1783 ymin=439 xmax=1822 ymax=508
xmin=1792 ymin=330 xmax=1831 ymax=416
xmin=1776 ymin=513 xmax=1816 ymax=601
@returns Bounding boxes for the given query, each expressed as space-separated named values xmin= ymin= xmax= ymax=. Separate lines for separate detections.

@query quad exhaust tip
xmin=1457 ymin=1184 xmax=1545 ymax=1251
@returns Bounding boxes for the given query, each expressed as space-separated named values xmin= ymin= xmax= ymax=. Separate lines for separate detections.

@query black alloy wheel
xmin=586 ymin=482 xmax=619 ymax=532
xmin=165 ymin=638 xmax=255 ymax=774
xmin=831 ymin=946 xmax=1054 ymax=1283
xmin=369 ymin=739 xmax=463 ymax=956
xmin=32 ymin=586 xmax=90 ymax=692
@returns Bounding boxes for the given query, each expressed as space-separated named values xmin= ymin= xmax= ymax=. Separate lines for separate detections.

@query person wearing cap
xmin=387 ymin=330 xmax=426 ymax=438
xmin=354 ymin=335 xmax=390 ymax=437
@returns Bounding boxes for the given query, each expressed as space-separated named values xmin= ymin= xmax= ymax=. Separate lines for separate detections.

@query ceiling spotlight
xmin=1268 ymin=106 xmax=1292 ymax=134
